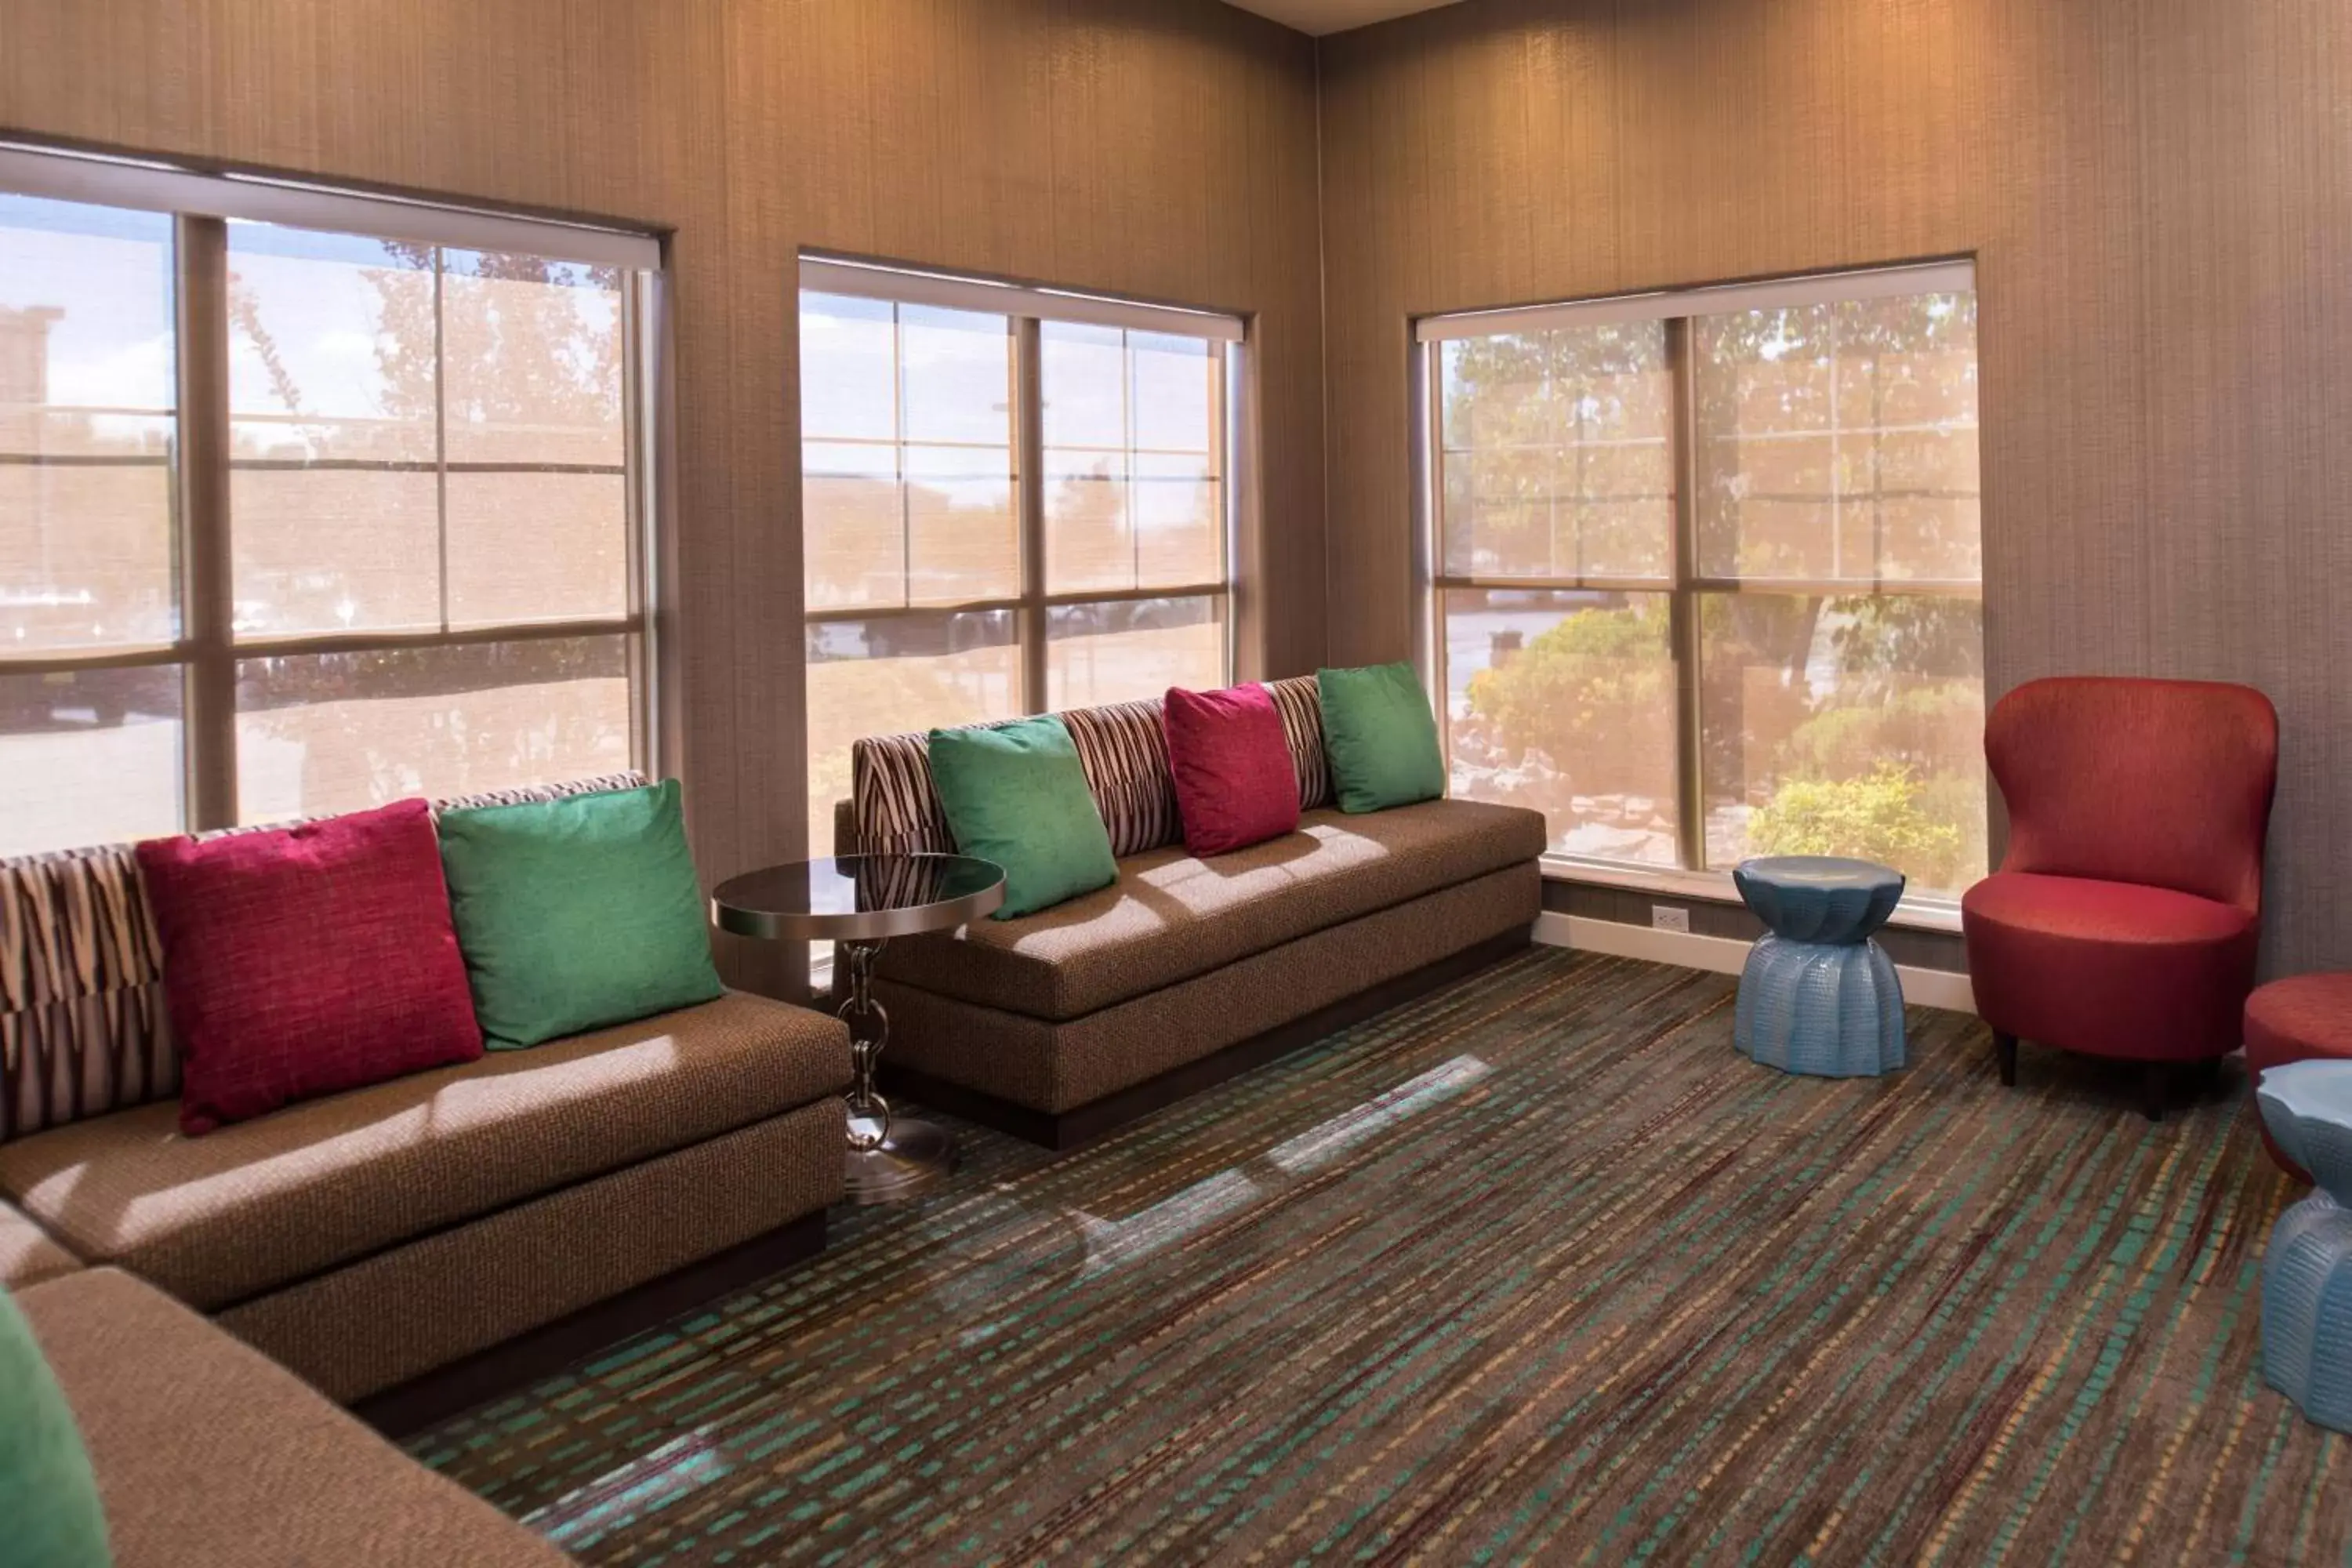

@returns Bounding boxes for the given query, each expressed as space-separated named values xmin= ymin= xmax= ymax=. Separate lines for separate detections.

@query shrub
xmin=1464 ymin=606 xmax=1669 ymax=785
xmin=1747 ymin=762 xmax=1964 ymax=891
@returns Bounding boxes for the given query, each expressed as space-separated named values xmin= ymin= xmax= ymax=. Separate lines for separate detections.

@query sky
xmin=2 ymin=192 xmax=616 ymax=444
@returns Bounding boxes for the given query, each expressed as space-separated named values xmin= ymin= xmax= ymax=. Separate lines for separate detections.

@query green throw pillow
xmin=928 ymin=717 xmax=1117 ymax=919
xmin=0 ymin=1289 xmax=111 ymax=1568
xmin=437 ymin=780 xmax=724 ymax=1048
xmin=1318 ymin=662 xmax=1446 ymax=813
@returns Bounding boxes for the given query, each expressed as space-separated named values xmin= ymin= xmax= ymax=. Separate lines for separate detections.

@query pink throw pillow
xmin=1161 ymin=683 xmax=1302 ymax=856
xmin=136 ymin=799 xmax=485 ymax=1135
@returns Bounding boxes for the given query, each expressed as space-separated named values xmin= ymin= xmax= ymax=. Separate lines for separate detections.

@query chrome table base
xmin=838 ymin=938 xmax=956 ymax=1204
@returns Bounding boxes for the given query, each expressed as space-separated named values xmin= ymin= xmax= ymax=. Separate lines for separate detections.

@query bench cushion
xmin=0 ymin=1196 xmax=77 ymax=1290
xmin=875 ymin=799 xmax=1546 ymax=1022
xmin=0 ymin=993 xmax=849 ymax=1310
xmin=19 ymin=1268 xmax=567 ymax=1568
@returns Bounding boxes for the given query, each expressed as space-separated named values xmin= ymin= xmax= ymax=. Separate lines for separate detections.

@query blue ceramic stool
xmin=1732 ymin=855 xmax=1907 ymax=1077
xmin=2256 ymin=1061 xmax=2352 ymax=1433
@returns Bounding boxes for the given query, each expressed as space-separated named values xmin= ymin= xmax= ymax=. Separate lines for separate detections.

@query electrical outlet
xmin=1651 ymin=905 xmax=1691 ymax=935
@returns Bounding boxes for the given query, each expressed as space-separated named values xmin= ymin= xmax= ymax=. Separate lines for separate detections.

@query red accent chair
xmin=1962 ymin=676 xmax=2278 ymax=1119
xmin=2244 ymin=975 xmax=2352 ymax=1181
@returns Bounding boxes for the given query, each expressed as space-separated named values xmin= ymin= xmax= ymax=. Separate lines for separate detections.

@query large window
xmin=800 ymin=260 xmax=1238 ymax=856
xmin=1425 ymin=263 xmax=1984 ymax=906
xmin=0 ymin=148 xmax=659 ymax=857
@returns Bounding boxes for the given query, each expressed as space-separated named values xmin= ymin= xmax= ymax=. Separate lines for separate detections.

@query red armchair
xmin=1962 ymin=676 xmax=2278 ymax=1118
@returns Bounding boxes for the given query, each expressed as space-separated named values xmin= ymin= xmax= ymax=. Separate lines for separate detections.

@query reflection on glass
xmin=1441 ymin=588 xmax=1679 ymax=866
xmin=899 ymin=306 xmax=1011 ymax=446
xmin=1043 ymin=321 xmax=1222 ymax=595
xmin=445 ymin=471 xmax=626 ymax=627
xmin=804 ymin=611 xmax=1020 ymax=859
xmin=1693 ymin=292 xmax=1979 ymax=583
xmin=227 ymin=227 xmax=631 ymax=638
xmin=235 ymin=636 xmax=633 ymax=822
xmin=440 ymin=249 xmax=622 ymax=467
xmin=798 ymin=296 xmax=1015 ymax=610
xmin=0 ymin=667 xmax=183 ymax=854
xmin=1698 ymin=593 xmax=1986 ymax=897
xmin=1 ymin=193 xmax=178 ymax=652
xmin=1438 ymin=321 xmax=1673 ymax=583
xmin=1045 ymin=597 xmax=1224 ymax=711
xmin=798 ymin=292 xmax=895 ymax=443
xmin=227 ymin=226 xmax=439 ymax=637
xmin=903 ymin=443 xmax=1018 ymax=604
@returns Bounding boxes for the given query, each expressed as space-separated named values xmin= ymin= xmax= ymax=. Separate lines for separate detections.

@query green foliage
xmin=1465 ymin=607 xmax=1668 ymax=786
xmin=1779 ymin=678 xmax=1982 ymax=783
xmin=1748 ymin=762 xmax=1963 ymax=890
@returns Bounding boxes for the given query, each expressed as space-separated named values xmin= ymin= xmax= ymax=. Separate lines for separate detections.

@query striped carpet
xmin=409 ymin=948 xmax=2346 ymax=1565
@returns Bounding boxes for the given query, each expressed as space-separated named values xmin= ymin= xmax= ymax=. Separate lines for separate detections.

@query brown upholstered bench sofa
xmin=0 ymin=771 xmax=850 ymax=1434
xmin=18 ymin=1265 xmax=568 ymax=1566
xmin=836 ymin=677 xmax=1548 ymax=1146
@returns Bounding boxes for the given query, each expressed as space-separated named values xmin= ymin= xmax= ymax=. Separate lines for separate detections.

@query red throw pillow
xmin=136 ymin=799 xmax=485 ymax=1135
xmin=1162 ymin=683 xmax=1302 ymax=856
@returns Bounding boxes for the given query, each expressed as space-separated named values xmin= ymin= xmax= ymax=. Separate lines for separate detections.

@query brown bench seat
xmin=1 ymin=1193 xmax=78 ymax=1290
xmin=878 ymin=800 xmax=1547 ymax=1022
xmin=0 ymin=993 xmax=845 ymax=1312
xmin=20 ymin=1267 xmax=568 ymax=1568
xmin=0 ymin=990 xmax=850 ymax=1403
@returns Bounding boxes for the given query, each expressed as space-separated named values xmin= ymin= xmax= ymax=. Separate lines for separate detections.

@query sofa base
xmin=884 ymin=927 xmax=1531 ymax=1151
xmin=352 ymin=1208 xmax=827 ymax=1439
xmin=222 ymin=1098 xmax=844 ymax=1411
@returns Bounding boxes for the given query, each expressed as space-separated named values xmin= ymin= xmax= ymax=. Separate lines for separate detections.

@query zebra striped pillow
xmin=1265 ymin=675 xmax=1334 ymax=812
xmin=1060 ymin=700 xmax=1181 ymax=858
xmin=848 ymin=731 xmax=960 ymax=859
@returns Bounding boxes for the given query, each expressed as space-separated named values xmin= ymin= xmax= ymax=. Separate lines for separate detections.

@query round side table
xmin=2255 ymin=1061 xmax=2352 ymax=1432
xmin=1732 ymin=855 xmax=1907 ymax=1078
xmin=712 ymin=854 xmax=1004 ymax=1203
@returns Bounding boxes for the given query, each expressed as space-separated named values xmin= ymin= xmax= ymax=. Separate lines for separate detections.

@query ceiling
xmin=1220 ymin=0 xmax=1465 ymax=36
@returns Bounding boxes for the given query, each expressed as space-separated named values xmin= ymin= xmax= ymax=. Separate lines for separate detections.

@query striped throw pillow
xmin=1265 ymin=676 xmax=1333 ymax=812
xmin=1059 ymin=700 xmax=1181 ymax=858
xmin=849 ymin=732 xmax=959 ymax=859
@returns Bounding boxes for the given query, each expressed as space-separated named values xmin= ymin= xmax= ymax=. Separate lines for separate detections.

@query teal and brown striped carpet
xmin=409 ymin=948 xmax=2346 ymax=1565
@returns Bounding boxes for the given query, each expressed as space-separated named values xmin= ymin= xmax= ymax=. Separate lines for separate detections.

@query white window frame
xmin=1414 ymin=260 xmax=1981 ymax=932
xmin=0 ymin=141 xmax=666 ymax=835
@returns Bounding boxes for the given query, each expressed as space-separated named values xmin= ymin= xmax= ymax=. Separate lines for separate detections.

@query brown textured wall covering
xmin=0 ymin=0 xmax=1326 ymax=990
xmin=1317 ymin=0 xmax=2352 ymax=975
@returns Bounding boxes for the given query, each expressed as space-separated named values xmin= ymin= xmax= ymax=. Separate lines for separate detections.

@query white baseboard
xmin=1534 ymin=911 xmax=1978 ymax=1015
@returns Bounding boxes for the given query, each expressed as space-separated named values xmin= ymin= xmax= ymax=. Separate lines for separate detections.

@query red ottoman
xmin=2245 ymin=973 xmax=2352 ymax=1182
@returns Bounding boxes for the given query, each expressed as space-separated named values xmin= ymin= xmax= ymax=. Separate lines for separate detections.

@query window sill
xmin=1539 ymin=854 xmax=1967 ymax=936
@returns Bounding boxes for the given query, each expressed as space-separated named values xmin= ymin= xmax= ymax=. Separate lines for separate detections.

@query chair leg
xmin=1994 ymin=1032 xmax=2018 ymax=1087
xmin=2142 ymin=1062 xmax=2168 ymax=1122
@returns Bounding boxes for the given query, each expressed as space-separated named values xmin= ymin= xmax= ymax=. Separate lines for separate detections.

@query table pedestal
xmin=1731 ymin=856 xmax=1908 ymax=1079
xmin=2256 ymin=1063 xmax=2352 ymax=1433
xmin=1735 ymin=935 xmax=1907 ymax=1078
xmin=837 ymin=938 xmax=956 ymax=1203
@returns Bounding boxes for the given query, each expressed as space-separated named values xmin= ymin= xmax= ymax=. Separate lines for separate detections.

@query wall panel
xmin=1320 ymin=0 xmax=2352 ymax=974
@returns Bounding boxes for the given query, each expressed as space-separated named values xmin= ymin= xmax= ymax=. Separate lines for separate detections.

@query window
xmin=0 ymin=147 xmax=659 ymax=857
xmin=800 ymin=259 xmax=1238 ymax=858
xmin=1423 ymin=263 xmax=1984 ymax=906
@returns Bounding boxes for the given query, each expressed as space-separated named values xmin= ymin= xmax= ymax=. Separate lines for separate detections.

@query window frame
xmin=0 ymin=144 xmax=666 ymax=840
xmin=1414 ymin=260 xmax=1981 ymax=931
xmin=797 ymin=257 xmax=1242 ymax=741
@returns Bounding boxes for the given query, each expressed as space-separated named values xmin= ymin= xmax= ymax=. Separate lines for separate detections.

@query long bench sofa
xmin=837 ymin=677 xmax=1548 ymax=1146
xmin=0 ymin=772 xmax=850 ymax=1430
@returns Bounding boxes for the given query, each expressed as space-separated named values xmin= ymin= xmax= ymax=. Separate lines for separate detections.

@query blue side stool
xmin=1732 ymin=855 xmax=1907 ymax=1077
xmin=2256 ymin=1061 xmax=2352 ymax=1433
